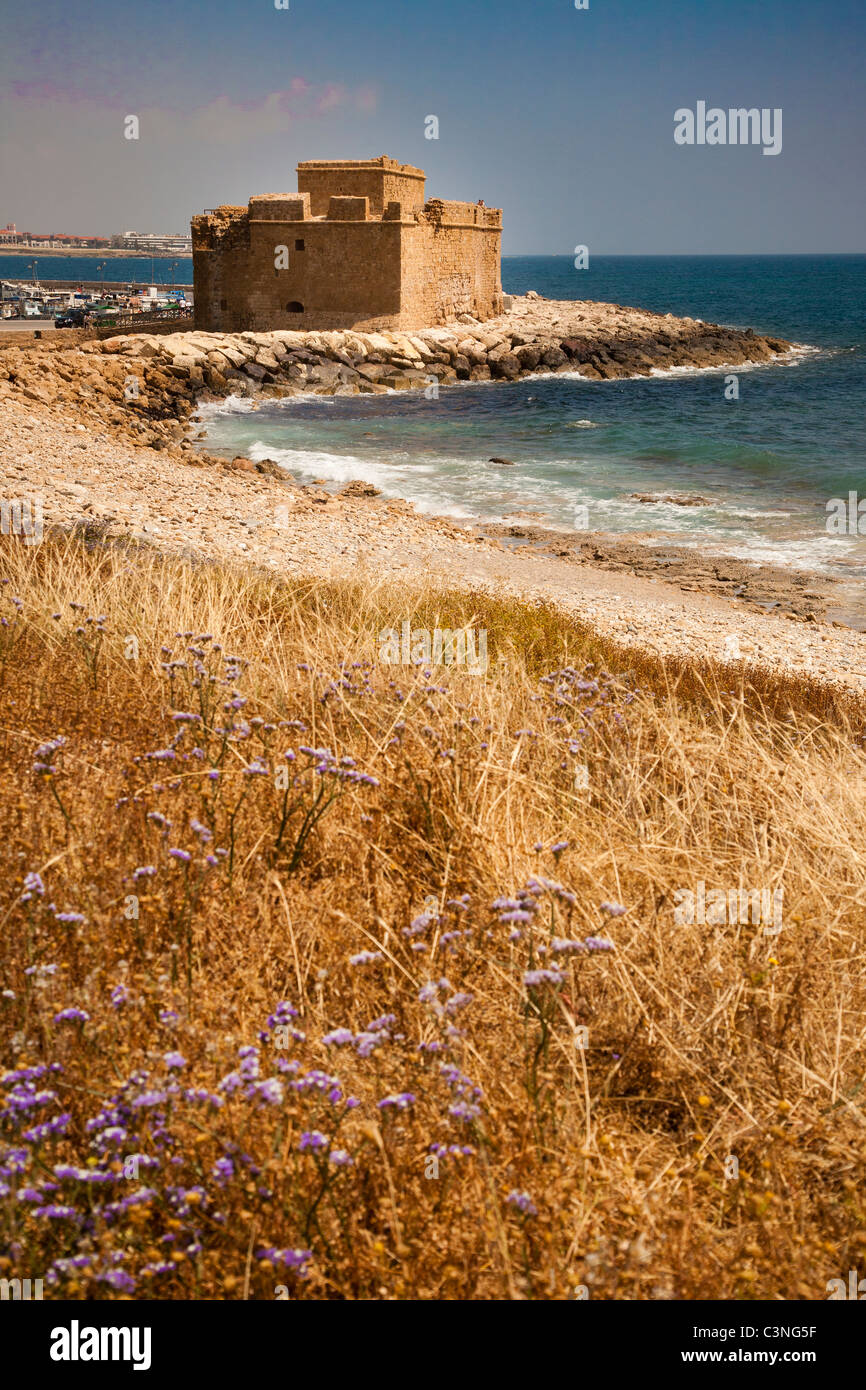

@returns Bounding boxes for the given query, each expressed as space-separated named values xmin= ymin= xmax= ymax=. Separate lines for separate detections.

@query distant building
xmin=121 ymin=232 xmax=193 ymax=253
xmin=0 ymin=224 xmax=17 ymax=244
xmin=191 ymin=155 xmax=503 ymax=332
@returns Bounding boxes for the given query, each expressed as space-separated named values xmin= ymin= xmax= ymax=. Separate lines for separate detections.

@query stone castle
xmin=191 ymin=156 xmax=503 ymax=333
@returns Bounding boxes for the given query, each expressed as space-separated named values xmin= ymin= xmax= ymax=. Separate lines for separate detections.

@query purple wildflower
xmin=349 ymin=950 xmax=382 ymax=967
xmin=524 ymin=969 xmax=565 ymax=987
xmin=21 ymin=871 xmax=45 ymax=901
xmin=298 ymin=1130 xmax=328 ymax=1152
xmin=506 ymin=1189 xmax=537 ymax=1216
xmin=377 ymin=1092 xmax=415 ymax=1111
xmin=212 ymin=1157 xmax=234 ymax=1184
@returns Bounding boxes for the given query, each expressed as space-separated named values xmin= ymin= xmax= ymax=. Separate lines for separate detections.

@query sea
xmin=12 ymin=252 xmax=865 ymax=600
xmin=0 ymin=255 xmax=192 ymax=287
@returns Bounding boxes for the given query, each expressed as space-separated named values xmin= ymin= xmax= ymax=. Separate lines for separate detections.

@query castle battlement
xmin=191 ymin=157 xmax=503 ymax=332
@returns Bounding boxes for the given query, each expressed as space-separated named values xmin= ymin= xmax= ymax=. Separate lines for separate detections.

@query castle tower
xmin=296 ymin=156 xmax=426 ymax=219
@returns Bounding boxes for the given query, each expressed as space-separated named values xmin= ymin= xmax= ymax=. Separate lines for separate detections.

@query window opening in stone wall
xmin=286 ymin=301 xmax=304 ymax=313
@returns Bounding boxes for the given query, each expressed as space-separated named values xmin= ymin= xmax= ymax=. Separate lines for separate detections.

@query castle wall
xmin=193 ymin=210 xmax=404 ymax=332
xmin=399 ymin=205 xmax=502 ymax=325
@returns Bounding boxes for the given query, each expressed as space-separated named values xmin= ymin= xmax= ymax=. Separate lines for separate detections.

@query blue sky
xmin=2 ymin=0 xmax=864 ymax=251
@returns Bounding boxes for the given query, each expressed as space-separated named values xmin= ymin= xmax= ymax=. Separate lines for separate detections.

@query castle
xmin=191 ymin=156 xmax=503 ymax=333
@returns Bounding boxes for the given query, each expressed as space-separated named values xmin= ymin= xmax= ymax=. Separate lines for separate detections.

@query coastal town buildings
xmin=0 ymin=223 xmax=190 ymax=252
xmin=0 ymin=224 xmax=110 ymax=248
xmin=191 ymin=156 xmax=503 ymax=332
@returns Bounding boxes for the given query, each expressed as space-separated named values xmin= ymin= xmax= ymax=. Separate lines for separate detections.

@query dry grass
xmin=1 ymin=532 xmax=865 ymax=1301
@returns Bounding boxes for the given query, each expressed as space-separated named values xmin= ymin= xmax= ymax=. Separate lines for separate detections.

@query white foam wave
xmin=246 ymin=441 xmax=436 ymax=492
xmin=196 ymin=393 xmax=258 ymax=416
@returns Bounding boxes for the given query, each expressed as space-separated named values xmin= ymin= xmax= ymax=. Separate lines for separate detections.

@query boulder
xmin=306 ymin=360 xmax=341 ymax=385
xmin=259 ymin=384 xmax=295 ymax=399
xmin=515 ymin=344 xmax=542 ymax=370
xmin=488 ymin=352 xmax=521 ymax=380
xmin=216 ymin=345 xmax=249 ymax=368
xmin=406 ymin=336 xmax=436 ymax=361
xmin=340 ymin=479 xmax=382 ymax=498
xmin=560 ymin=338 xmax=590 ymax=360
xmin=457 ymin=339 xmax=488 ymax=366
xmin=356 ymin=363 xmax=392 ymax=381
xmin=476 ymin=332 xmax=506 ymax=351
xmin=541 ymin=346 xmax=569 ymax=369
xmin=205 ymin=368 xmax=228 ymax=393
xmin=390 ymin=373 xmax=429 ymax=390
xmin=424 ymin=362 xmax=458 ymax=382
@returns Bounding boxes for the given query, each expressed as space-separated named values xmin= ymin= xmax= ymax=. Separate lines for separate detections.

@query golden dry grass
xmin=1 ymin=532 xmax=865 ymax=1301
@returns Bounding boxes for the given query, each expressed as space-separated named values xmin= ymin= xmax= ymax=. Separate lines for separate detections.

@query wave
xmin=246 ymin=441 xmax=435 ymax=491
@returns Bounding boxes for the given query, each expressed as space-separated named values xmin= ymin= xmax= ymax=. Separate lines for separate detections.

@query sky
xmin=1 ymin=0 xmax=864 ymax=254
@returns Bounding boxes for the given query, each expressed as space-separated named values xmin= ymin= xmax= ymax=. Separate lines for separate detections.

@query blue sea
xmin=0 ymin=255 xmax=192 ymax=286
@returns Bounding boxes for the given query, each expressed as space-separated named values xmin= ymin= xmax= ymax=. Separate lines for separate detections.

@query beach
xmin=0 ymin=291 xmax=864 ymax=691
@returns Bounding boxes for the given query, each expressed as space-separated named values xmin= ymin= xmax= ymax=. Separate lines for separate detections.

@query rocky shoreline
xmin=4 ymin=292 xmax=861 ymax=689
xmin=0 ymin=294 xmax=793 ymax=457
xmin=477 ymin=523 xmax=845 ymax=624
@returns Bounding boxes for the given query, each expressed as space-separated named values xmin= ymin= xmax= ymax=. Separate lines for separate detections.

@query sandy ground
xmin=2 ymin=396 xmax=865 ymax=694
